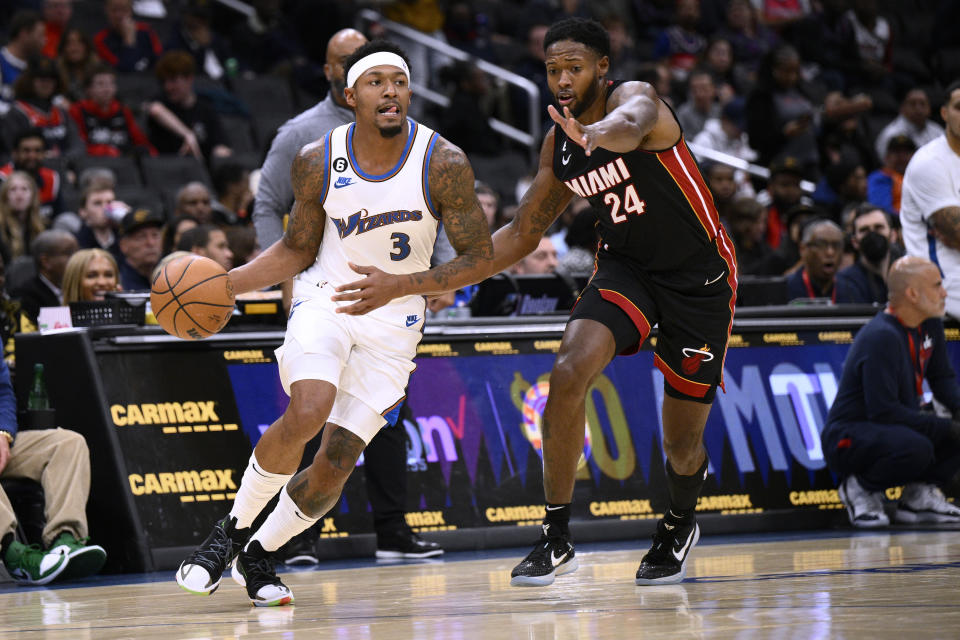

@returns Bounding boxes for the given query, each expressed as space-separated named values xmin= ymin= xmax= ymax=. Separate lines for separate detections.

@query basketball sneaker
xmin=231 ymin=540 xmax=294 ymax=607
xmin=376 ymin=526 xmax=443 ymax=559
xmin=635 ymin=513 xmax=700 ymax=585
xmin=509 ymin=522 xmax=578 ymax=587
xmin=4 ymin=540 xmax=68 ymax=585
xmin=895 ymin=482 xmax=960 ymax=523
xmin=48 ymin=532 xmax=107 ymax=580
xmin=838 ymin=475 xmax=889 ymax=528
xmin=176 ymin=515 xmax=249 ymax=596
xmin=282 ymin=528 xmax=320 ymax=567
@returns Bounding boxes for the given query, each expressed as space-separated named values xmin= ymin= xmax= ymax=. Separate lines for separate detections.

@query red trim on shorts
xmin=597 ymin=288 xmax=651 ymax=355
xmin=655 ymin=354 xmax=711 ymax=398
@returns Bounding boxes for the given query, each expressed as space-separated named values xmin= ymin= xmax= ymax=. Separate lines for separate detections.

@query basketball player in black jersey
xmin=495 ymin=18 xmax=738 ymax=586
xmin=332 ymin=19 xmax=737 ymax=587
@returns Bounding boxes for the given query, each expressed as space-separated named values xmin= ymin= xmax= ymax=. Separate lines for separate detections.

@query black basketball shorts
xmin=569 ymin=240 xmax=737 ymax=403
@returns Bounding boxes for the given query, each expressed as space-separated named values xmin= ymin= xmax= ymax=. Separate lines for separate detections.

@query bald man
xmin=822 ymin=256 xmax=960 ymax=528
xmin=251 ymin=28 xmax=445 ymax=565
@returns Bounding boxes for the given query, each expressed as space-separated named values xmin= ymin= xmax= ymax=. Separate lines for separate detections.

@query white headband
xmin=346 ymin=52 xmax=411 ymax=88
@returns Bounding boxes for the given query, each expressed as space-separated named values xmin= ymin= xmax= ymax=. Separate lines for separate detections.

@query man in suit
xmin=11 ymin=230 xmax=76 ymax=323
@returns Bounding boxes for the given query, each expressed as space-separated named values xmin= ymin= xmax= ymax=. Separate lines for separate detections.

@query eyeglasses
xmin=805 ymin=240 xmax=843 ymax=252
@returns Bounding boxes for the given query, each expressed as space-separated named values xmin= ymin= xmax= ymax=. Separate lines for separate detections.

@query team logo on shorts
xmin=680 ymin=344 xmax=713 ymax=375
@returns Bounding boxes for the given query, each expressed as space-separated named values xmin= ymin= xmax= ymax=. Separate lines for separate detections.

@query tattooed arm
xmin=229 ymin=139 xmax=327 ymax=295
xmin=930 ymin=206 xmax=960 ymax=252
xmin=332 ymin=138 xmax=493 ymax=313
xmin=490 ymin=129 xmax=573 ymax=273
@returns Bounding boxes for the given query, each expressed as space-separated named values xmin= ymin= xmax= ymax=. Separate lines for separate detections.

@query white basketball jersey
xmin=294 ymin=118 xmax=441 ymax=324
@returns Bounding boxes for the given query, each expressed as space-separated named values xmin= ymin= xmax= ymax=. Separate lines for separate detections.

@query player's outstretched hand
xmin=332 ymin=263 xmax=402 ymax=315
xmin=548 ymin=104 xmax=598 ymax=156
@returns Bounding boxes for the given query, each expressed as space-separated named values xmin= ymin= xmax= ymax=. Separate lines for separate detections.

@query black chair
xmin=231 ymin=76 xmax=296 ymax=121
xmin=139 ymin=155 xmax=213 ymax=193
xmin=220 ymin=115 xmax=258 ymax=154
xmin=0 ymin=478 xmax=45 ymax=546
xmin=115 ymin=72 xmax=159 ymax=112
xmin=72 ymin=155 xmax=144 ymax=187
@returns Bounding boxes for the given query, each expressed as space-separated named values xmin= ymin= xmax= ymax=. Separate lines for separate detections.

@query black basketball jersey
xmin=552 ymin=81 xmax=731 ymax=271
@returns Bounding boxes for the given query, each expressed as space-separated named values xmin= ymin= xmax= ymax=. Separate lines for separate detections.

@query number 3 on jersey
xmin=390 ymin=232 xmax=410 ymax=261
xmin=604 ymin=184 xmax=646 ymax=223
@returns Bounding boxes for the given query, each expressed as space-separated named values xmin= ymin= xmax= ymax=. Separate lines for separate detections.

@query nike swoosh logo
xmin=704 ymin=272 xmax=725 ymax=286
xmin=334 ymin=180 xmax=354 ymax=189
xmin=406 ymin=319 xmax=418 ymax=327
xmin=551 ymin=549 xmax=568 ymax=567
xmin=562 ymin=154 xmax=571 ymax=165
xmin=672 ymin=530 xmax=695 ymax=563
xmin=545 ymin=505 xmax=564 ymax=511
xmin=664 ymin=523 xmax=675 ymax=530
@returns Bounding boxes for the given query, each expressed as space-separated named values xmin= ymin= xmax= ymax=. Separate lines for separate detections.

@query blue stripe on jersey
xmin=319 ymin=130 xmax=332 ymax=203
xmin=422 ymin=132 xmax=440 ymax=220
xmin=347 ymin=118 xmax=419 ymax=182
xmin=928 ymin=233 xmax=944 ymax=276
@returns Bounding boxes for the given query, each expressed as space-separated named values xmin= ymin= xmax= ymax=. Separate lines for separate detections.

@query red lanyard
xmin=802 ymin=268 xmax=836 ymax=303
xmin=887 ymin=307 xmax=926 ymax=399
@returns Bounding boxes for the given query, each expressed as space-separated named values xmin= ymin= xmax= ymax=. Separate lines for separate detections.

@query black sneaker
xmin=376 ymin=527 xmax=443 ymax=559
xmin=510 ymin=523 xmax=578 ymax=587
xmin=231 ymin=540 xmax=294 ymax=607
xmin=176 ymin=515 xmax=249 ymax=596
xmin=282 ymin=528 xmax=320 ymax=566
xmin=635 ymin=514 xmax=700 ymax=586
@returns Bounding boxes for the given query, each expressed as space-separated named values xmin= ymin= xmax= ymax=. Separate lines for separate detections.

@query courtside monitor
xmin=472 ymin=273 xmax=577 ymax=316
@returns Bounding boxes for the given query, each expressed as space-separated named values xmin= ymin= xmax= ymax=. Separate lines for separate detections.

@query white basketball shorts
xmin=275 ymin=295 xmax=421 ymax=443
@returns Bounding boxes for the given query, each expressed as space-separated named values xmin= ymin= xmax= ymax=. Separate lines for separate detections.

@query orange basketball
xmin=150 ymin=255 xmax=235 ymax=340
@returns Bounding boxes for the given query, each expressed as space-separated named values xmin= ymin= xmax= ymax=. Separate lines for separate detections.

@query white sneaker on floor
xmin=895 ymin=483 xmax=960 ymax=523
xmin=838 ymin=475 xmax=889 ymax=528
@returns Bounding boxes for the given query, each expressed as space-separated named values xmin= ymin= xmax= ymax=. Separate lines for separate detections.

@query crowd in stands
xmin=0 ymin=0 xmax=951 ymax=340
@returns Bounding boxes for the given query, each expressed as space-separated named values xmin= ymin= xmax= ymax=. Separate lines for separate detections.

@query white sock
xmin=229 ymin=453 xmax=292 ymax=529
xmin=252 ymin=484 xmax=319 ymax=552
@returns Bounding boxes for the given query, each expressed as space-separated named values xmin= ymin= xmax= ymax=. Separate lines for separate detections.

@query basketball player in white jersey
xmin=175 ymin=40 xmax=493 ymax=606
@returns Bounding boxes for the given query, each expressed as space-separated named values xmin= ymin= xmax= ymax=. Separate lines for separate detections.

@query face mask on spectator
xmin=860 ymin=231 xmax=889 ymax=264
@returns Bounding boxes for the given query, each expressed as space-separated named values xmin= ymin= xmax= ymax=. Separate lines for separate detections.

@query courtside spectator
xmin=786 ymin=219 xmax=844 ymax=301
xmin=0 ymin=12 xmax=47 ymax=105
xmin=0 ymin=129 xmax=64 ymax=220
xmin=867 ymin=134 xmax=916 ymax=215
xmin=116 ymin=207 xmax=163 ymax=290
xmin=11 ymin=228 xmax=77 ymax=323
xmin=69 ymin=65 xmax=157 ymax=157
xmin=93 ymin=0 xmax=162 ymax=73
xmin=836 ymin=204 xmax=899 ymax=304
xmin=146 ymin=51 xmax=231 ymax=160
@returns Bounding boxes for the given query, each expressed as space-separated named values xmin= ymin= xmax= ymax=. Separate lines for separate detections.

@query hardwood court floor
xmin=1 ymin=529 xmax=958 ymax=639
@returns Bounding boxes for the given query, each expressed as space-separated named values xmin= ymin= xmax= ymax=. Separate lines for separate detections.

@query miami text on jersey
xmin=332 ymin=208 xmax=424 ymax=239
xmin=563 ymin=157 xmax=632 ymax=198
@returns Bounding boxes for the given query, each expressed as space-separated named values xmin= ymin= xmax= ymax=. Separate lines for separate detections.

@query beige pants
xmin=0 ymin=429 xmax=91 ymax=547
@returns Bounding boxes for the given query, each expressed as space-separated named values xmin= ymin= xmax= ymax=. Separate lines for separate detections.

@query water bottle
xmin=27 ymin=363 xmax=49 ymax=411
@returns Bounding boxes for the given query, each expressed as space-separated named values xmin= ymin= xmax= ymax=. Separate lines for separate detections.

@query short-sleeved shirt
xmin=147 ymin=94 xmax=226 ymax=159
xmin=900 ymin=135 xmax=960 ymax=316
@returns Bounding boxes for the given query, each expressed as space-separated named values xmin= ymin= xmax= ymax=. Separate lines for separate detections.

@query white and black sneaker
xmin=635 ymin=514 xmax=700 ymax=585
xmin=510 ymin=523 xmax=578 ymax=587
xmin=176 ymin=515 xmax=249 ymax=595
xmin=232 ymin=540 xmax=294 ymax=607
xmin=895 ymin=482 xmax=960 ymax=523
xmin=839 ymin=475 xmax=889 ymax=528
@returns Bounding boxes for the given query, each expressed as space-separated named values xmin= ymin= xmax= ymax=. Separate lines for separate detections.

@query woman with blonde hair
xmin=61 ymin=248 xmax=121 ymax=304
xmin=0 ymin=171 xmax=46 ymax=265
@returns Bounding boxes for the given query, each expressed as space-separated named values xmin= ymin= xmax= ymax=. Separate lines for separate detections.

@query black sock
xmin=544 ymin=503 xmax=571 ymax=536
xmin=665 ymin=458 xmax=709 ymax=521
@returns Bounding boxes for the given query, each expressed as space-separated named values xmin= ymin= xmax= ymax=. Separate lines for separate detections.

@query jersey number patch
xmin=390 ymin=232 xmax=410 ymax=261
xmin=604 ymin=184 xmax=646 ymax=224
